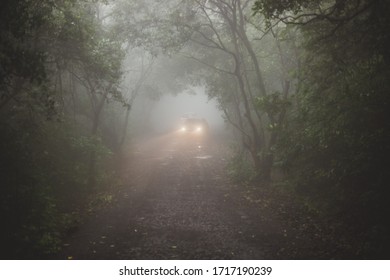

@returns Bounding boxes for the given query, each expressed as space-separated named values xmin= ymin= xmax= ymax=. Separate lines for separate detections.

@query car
xmin=179 ymin=117 xmax=209 ymax=134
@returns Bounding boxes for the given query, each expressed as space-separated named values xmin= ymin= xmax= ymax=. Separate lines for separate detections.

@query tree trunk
xmin=119 ymin=106 xmax=131 ymax=149
xmin=260 ymin=154 xmax=273 ymax=182
xmin=88 ymin=116 xmax=99 ymax=189
xmin=87 ymin=89 xmax=109 ymax=189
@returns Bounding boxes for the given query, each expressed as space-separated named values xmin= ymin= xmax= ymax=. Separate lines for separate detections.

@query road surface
xmin=58 ymin=131 xmax=340 ymax=259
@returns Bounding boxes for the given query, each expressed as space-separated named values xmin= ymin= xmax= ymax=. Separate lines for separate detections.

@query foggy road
xmin=3 ymin=0 xmax=389 ymax=261
xmin=58 ymin=132 xmax=332 ymax=260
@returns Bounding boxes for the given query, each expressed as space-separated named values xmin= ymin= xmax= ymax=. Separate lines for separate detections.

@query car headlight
xmin=196 ymin=126 xmax=202 ymax=132
xmin=180 ymin=126 xmax=187 ymax=132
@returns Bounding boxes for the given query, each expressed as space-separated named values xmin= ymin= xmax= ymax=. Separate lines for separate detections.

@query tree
xmin=254 ymin=0 xmax=390 ymax=256
xmin=119 ymin=50 xmax=155 ymax=148
xmin=165 ymin=0 xmax=297 ymax=181
xmin=0 ymin=0 xmax=125 ymax=257
xmin=107 ymin=0 xmax=196 ymax=143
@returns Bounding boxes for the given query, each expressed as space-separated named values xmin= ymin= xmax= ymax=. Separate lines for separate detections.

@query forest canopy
xmin=1 ymin=0 xmax=389 ymax=258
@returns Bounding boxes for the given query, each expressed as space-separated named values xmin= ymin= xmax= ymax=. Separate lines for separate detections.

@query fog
xmin=3 ymin=0 xmax=390 ymax=261
xmin=149 ymin=88 xmax=225 ymax=133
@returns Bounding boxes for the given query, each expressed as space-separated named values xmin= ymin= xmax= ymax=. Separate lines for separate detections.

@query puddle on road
xmin=194 ymin=155 xmax=212 ymax=160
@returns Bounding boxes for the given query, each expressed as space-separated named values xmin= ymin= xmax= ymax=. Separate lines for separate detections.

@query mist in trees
xmin=1 ymin=0 xmax=389 ymax=258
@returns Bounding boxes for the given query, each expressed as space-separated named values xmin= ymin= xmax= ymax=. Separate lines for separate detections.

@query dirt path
xmin=58 ymin=132 xmax=339 ymax=259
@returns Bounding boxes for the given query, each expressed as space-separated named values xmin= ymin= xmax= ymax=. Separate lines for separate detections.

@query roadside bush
xmin=226 ymin=146 xmax=257 ymax=183
xmin=0 ymin=112 xmax=119 ymax=258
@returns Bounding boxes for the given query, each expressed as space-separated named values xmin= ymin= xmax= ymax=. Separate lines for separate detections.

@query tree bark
xmin=88 ymin=88 xmax=109 ymax=189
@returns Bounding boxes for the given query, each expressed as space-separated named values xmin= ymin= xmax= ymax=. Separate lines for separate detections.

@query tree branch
xmin=180 ymin=52 xmax=235 ymax=75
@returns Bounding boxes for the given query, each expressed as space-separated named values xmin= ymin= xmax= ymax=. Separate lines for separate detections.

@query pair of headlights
xmin=180 ymin=126 xmax=203 ymax=132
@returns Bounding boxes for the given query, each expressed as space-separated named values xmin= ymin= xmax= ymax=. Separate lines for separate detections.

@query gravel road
xmin=58 ymin=131 xmax=341 ymax=259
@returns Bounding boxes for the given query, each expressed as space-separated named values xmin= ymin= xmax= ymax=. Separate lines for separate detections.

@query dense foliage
xmin=1 ymin=0 xmax=389 ymax=259
xmin=254 ymin=0 xmax=390 ymax=257
xmin=0 ymin=0 xmax=124 ymax=258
